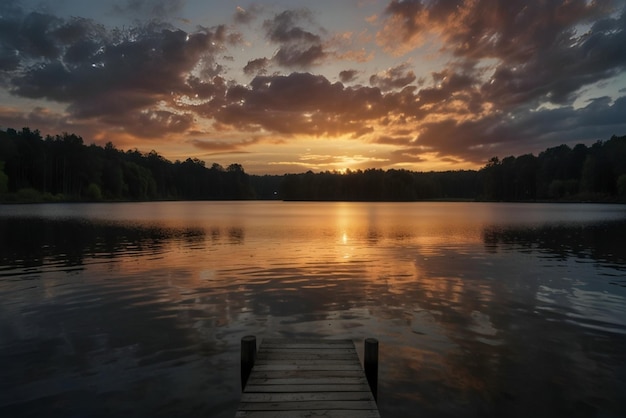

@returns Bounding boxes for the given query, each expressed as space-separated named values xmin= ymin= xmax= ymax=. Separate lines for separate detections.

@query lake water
xmin=1 ymin=201 xmax=625 ymax=417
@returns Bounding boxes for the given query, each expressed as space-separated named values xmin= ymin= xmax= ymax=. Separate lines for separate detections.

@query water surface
xmin=1 ymin=202 xmax=625 ymax=417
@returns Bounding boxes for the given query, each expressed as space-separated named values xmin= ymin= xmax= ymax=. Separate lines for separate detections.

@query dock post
xmin=364 ymin=337 xmax=379 ymax=401
xmin=241 ymin=335 xmax=257 ymax=390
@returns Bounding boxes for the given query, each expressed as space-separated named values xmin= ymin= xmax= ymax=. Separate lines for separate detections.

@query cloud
xmin=213 ymin=72 xmax=387 ymax=136
xmin=273 ymin=43 xmax=325 ymax=68
xmin=11 ymin=23 xmax=225 ymax=105
xmin=378 ymin=0 xmax=614 ymax=58
xmin=377 ymin=0 xmax=430 ymax=55
xmin=339 ymin=69 xmax=359 ymax=83
xmin=189 ymin=137 xmax=261 ymax=154
xmin=373 ymin=0 xmax=626 ymax=173
xmin=378 ymin=1 xmax=626 ymax=109
xmin=388 ymin=148 xmax=428 ymax=164
xmin=263 ymin=9 xmax=320 ymax=43
xmin=243 ymin=8 xmax=373 ymax=74
xmin=107 ymin=109 xmax=195 ymax=138
xmin=0 ymin=10 xmax=63 ymax=66
xmin=0 ymin=105 xmax=71 ymax=133
xmin=1 ymin=4 xmax=235 ymax=138
xmin=261 ymin=9 xmax=327 ymax=68
xmin=393 ymin=94 xmax=626 ymax=165
xmin=369 ymin=63 xmax=416 ymax=91
xmin=243 ymin=57 xmax=270 ymax=75
xmin=479 ymin=9 xmax=626 ymax=108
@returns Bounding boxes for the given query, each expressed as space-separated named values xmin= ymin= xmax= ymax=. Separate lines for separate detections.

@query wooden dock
xmin=237 ymin=337 xmax=380 ymax=417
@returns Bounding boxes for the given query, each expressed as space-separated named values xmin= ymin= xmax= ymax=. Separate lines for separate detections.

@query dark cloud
xmin=263 ymin=9 xmax=320 ymax=43
xmin=479 ymin=9 xmax=626 ymax=107
xmin=0 ymin=2 xmax=244 ymax=146
xmin=0 ymin=11 xmax=61 ymax=64
xmin=446 ymin=1 xmax=616 ymax=62
xmin=390 ymin=95 xmax=626 ymax=165
xmin=243 ymin=57 xmax=270 ymax=75
xmin=369 ymin=63 xmax=417 ymax=91
xmin=262 ymin=9 xmax=327 ymax=69
xmin=11 ymin=23 xmax=224 ymax=102
xmin=380 ymin=0 xmax=616 ymax=59
xmin=379 ymin=1 xmax=626 ymax=109
xmin=212 ymin=72 xmax=385 ymax=136
xmin=2 ymin=4 xmax=231 ymax=136
xmin=0 ymin=48 xmax=20 ymax=72
xmin=383 ymin=0 xmax=428 ymax=39
xmin=339 ymin=69 xmax=359 ymax=83
xmin=184 ymin=75 xmax=228 ymax=100
xmin=20 ymin=12 xmax=65 ymax=59
xmin=0 ymin=10 xmax=104 ymax=76
xmin=409 ymin=68 xmax=481 ymax=117
xmin=273 ymin=43 xmax=325 ymax=68
xmin=113 ymin=109 xmax=194 ymax=138
xmin=0 ymin=2 xmax=20 ymax=71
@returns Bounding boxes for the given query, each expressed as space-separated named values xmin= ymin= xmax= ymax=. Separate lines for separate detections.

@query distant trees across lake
xmin=479 ymin=136 xmax=626 ymax=202
xmin=0 ymin=127 xmax=254 ymax=202
xmin=1 ymin=127 xmax=625 ymax=202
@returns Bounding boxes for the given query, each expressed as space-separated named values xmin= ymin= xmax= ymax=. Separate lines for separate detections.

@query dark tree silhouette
xmin=1 ymin=127 xmax=625 ymax=202
xmin=0 ymin=127 xmax=254 ymax=201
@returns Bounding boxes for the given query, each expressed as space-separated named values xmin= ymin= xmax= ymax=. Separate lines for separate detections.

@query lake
xmin=1 ymin=201 xmax=625 ymax=417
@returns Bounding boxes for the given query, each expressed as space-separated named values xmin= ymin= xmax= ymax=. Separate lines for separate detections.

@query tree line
xmin=1 ymin=127 xmax=625 ymax=202
xmin=273 ymin=135 xmax=626 ymax=202
xmin=0 ymin=127 xmax=254 ymax=201
xmin=479 ymin=136 xmax=626 ymax=201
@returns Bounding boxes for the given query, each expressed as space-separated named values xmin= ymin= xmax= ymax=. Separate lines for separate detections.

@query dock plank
xmin=235 ymin=411 xmax=381 ymax=418
xmin=238 ymin=400 xmax=378 ymax=411
xmin=252 ymin=363 xmax=363 ymax=372
xmin=249 ymin=370 xmax=367 ymax=379
xmin=242 ymin=384 xmax=373 ymax=393
xmin=237 ymin=338 xmax=380 ymax=417
xmin=240 ymin=392 xmax=375 ymax=402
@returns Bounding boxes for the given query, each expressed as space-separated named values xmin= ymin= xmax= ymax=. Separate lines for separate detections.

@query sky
xmin=1 ymin=0 xmax=626 ymax=174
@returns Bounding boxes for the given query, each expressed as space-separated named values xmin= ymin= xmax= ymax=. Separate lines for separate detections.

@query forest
xmin=1 ymin=127 xmax=625 ymax=202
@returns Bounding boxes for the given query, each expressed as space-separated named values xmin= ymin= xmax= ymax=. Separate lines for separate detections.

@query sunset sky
xmin=1 ymin=0 xmax=625 ymax=174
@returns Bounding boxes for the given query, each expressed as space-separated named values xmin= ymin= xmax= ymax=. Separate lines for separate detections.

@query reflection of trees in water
xmin=0 ymin=267 xmax=219 ymax=417
xmin=483 ymin=221 xmax=626 ymax=267
xmin=0 ymin=218 xmax=240 ymax=417
xmin=0 ymin=219 xmax=255 ymax=271
xmin=227 ymin=227 xmax=244 ymax=244
xmin=370 ymin=223 xmax=626 ymax=417
xmin=0 ymin=218 xmax=205 ymax=271
xmin=397 ymin=284 xmax=621 ymax=415
xmin=475 ymin=221 xmax=626 ymax=416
